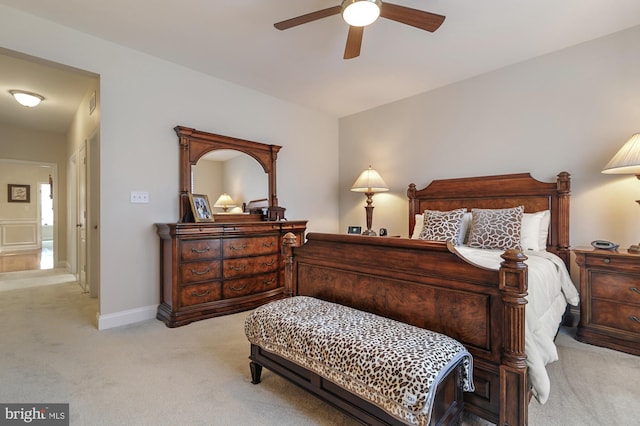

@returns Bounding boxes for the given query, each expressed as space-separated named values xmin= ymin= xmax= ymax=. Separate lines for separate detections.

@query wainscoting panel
xmin=0 ymin=220 xmax=40 ymax=252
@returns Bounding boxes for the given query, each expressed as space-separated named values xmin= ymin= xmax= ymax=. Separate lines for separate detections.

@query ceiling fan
xmin=274 ymin=0 xmax=445 ymax=59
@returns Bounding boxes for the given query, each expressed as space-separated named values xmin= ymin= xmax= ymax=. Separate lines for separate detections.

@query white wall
xmin=0 ymin=5 xmax=340 ymax=328
xmin=339 ymin=25 xmax=640 ymax=271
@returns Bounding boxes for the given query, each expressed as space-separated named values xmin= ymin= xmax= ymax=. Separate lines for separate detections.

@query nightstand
xmin=574 ymin=248 xmax=640 ymax=355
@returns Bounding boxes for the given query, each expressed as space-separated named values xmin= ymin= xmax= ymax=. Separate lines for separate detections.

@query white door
xmin=77 ymin=143 xmax=88 ymax=292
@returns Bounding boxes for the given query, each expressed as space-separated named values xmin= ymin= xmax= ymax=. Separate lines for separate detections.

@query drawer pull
xmin=263 ymin=278 xmax=276 ymax=285
xmin=229 ymin=244 xmax=247 ymax=251
xmin=262 ymin=259 xmax=276 ymax=267
xmin=191 ymin=289 xmax=210 ymax=297
xmin=229 ymin=264 xmax=247 ymax=271
xmin=603 ymin=258 xmax=611 ymax=264
xmin=190 ymin=267 xmax=210 ymax=275
xmin=631 ymin=316 xmax=640 ymax=324
xmin=190 ymin=247 xmax=210 ymax=254
xmin=262 ymin=241 xmax=275 ymax=248
xmin=230 ymin=283 xmax=248 ymax=291
xmin=631 ymin=287 xmax=640 ymax=295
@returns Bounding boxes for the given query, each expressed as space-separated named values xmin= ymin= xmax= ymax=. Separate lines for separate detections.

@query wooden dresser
xmin=156 ymin=220 xmax=306 ymax=327
xmin=574 ymin=248 xmax=640 ymax=355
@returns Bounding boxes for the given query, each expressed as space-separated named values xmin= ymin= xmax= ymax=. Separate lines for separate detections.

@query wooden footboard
xmin=283 ymin=233 xmax=529 ymax=425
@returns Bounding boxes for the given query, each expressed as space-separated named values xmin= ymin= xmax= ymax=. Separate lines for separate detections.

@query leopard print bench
xmin=245 ymin=296 xmax=474 ymax=426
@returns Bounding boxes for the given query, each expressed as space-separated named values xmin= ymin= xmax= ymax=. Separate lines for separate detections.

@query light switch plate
xmin=130 ymin=191 xmax=149 ymax=203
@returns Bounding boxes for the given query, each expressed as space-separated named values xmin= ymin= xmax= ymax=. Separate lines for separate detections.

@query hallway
xmin=0 ymin=240 xmax=53 ymax=273
xmin=0 ymin=242 xmax=76 ymax=292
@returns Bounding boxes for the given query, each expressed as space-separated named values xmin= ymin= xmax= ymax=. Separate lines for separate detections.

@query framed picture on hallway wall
xmin=8 ymin=184 xmax=30 ymax=203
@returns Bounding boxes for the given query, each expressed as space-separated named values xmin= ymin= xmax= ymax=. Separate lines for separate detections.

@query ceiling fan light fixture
xmin=10 ymin=90 xmax=44 ymax=107
xmin=341 ymin=0 xmax=382 ymax=27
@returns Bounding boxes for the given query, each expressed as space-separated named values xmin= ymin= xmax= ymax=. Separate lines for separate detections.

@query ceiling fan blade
xmin=274 ymin=6 xmax=342 ymax=30
xmin=344 ymin=25 xmax=364 ymax=59
xmin=380 ymin=3 xmax=445 ymax=32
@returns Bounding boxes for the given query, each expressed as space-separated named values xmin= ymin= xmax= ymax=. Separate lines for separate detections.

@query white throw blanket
xmin=455 ymin=246 xmax=579 ymax=404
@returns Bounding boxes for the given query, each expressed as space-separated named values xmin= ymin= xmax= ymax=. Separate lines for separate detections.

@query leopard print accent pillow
xmin=467 ymin=206 xmax=524 ymax=250
xmin=418 ymin=208 xmax=466 ymax=244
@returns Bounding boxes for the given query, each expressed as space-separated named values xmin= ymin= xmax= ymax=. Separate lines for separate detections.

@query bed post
xmin=555 ymin=171 xmax=571 ymax=267
xmin=407 ymin=183 xmax=417 ymax=237
xmin=499 ymin=249 xmax=529 ymax=426
xmin=282 ymin=232 xmax=299 ymax=298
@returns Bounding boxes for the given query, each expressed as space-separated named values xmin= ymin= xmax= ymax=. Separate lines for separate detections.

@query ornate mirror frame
xmin=175 ymin=126 xmax=281 ymax=222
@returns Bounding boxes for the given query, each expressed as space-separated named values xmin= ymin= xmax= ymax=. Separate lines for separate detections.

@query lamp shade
xmin=602 ymin=133 xmax=640 ymax=175
xmin=214 ymin=193 xmax=236 ymax=211
xmin=341 ymin=0 xmax=381 ymax=27
xmin=10 ymin=90 xmax=44 ymax=107
xmin=351 ymin=166 xmax=389 ymax=193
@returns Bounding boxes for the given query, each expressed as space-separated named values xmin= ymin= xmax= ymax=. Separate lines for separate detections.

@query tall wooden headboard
xmin=407 ymin=172 xmax=571 ymax=267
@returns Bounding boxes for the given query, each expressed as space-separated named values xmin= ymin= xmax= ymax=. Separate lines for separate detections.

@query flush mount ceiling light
xmin=341 ymin=0 xmax=382 ymax=27
xmin=10 ymin=90 xmax=44 ymax=107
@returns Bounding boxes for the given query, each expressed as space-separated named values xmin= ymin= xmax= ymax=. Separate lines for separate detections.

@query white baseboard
xmin=97 ymin=304 xmax=157 ymax=330
xmin=56 ymin=261 xmax=71 ymax=271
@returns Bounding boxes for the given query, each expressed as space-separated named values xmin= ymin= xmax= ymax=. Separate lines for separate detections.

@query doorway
xmin=0 ymin=48 xmax=100 ymax=302
xmin=0 ymin=160 xmax=56 ymax=274
xmin=39 ymin=181 xmax=54 ymax=270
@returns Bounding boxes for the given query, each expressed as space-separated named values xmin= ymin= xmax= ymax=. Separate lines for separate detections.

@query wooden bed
xmin=271 ymin=172 xmax=570 ymax=425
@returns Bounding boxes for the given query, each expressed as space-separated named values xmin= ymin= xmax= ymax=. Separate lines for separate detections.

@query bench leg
xmin=250 ymin=361 xmax=262 ymax=384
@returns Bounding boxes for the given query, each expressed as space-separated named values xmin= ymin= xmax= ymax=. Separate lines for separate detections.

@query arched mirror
xmin=175 ymin=126 xmax=283 ymax=222
xmin=192 ymin=150 xmax=267 ymax=215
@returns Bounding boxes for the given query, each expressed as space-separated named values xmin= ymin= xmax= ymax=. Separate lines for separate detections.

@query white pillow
xmin=521 ymin=210 xmax=550 ymax=251
xmin=411 ymin=214 xmax=423 ymax=239
xmin=458 ymin=212 xmax=472 ymax=245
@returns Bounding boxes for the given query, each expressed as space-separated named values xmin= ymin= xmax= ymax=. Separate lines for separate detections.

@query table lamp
xmin=351 ymin=166 xmax=388 ymax=236
xmin=214 ymin=193 xmax=236 ymax=213
xmin=602 ymin=133 xmax=640 ymax=252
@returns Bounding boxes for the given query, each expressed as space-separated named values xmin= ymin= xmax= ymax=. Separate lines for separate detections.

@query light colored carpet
xmin=0 ymin=281 xmax=638 ymax=425
xmin=0 ymin=268 xmax=76 ymax=292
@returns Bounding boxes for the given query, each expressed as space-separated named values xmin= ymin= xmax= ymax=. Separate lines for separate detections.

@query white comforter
xmin=455 ymin=247 xmax=579 ymax=404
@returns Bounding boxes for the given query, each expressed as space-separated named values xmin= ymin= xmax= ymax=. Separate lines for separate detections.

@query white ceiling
xmin=2 ymin=0 xmax=640 ymax=133
xmin=0 ymin=48 xmax=96 ymax=134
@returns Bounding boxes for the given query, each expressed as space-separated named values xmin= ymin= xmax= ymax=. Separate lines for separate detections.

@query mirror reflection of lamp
xmin=602 ymin=133 xmax=640 ymax=253
xmin=350 ymin=165 xmax=388 ymax=236
xmin=214 ymin=193 xmax=236 ymax=213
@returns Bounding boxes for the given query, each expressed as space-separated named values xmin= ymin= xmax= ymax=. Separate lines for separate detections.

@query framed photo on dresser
xmin=188 ymin=193 xmax=214 ymax=222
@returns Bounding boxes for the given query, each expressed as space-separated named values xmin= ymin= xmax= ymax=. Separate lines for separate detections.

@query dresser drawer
xmin=222 ymin=236 xmax=278 ymax=258
xmin=591 ymin=271 xmax=640 ymax=303
xmin=181 ymin=239 xmax=221 ymax=261
xmin=180 ymin=260 xmax=222 ymax=284
xmin=591 ymin=299 xmax=640 ymax=334
xmin=584 ymin=253 xmax=640 ymax=272
xmin=180 ymin=282 xmax=223 ymax=307
xmin=222 ymin=272 xmax=280 ymax=298
xmin=223 ymin=253 xmax=279 ymax=278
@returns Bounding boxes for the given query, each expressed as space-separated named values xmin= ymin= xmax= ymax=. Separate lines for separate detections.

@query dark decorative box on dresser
xmin=575 ymin=248 xmax=640 ymax=355
xmin=156 ymin=221 xmax=306 ymax=327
